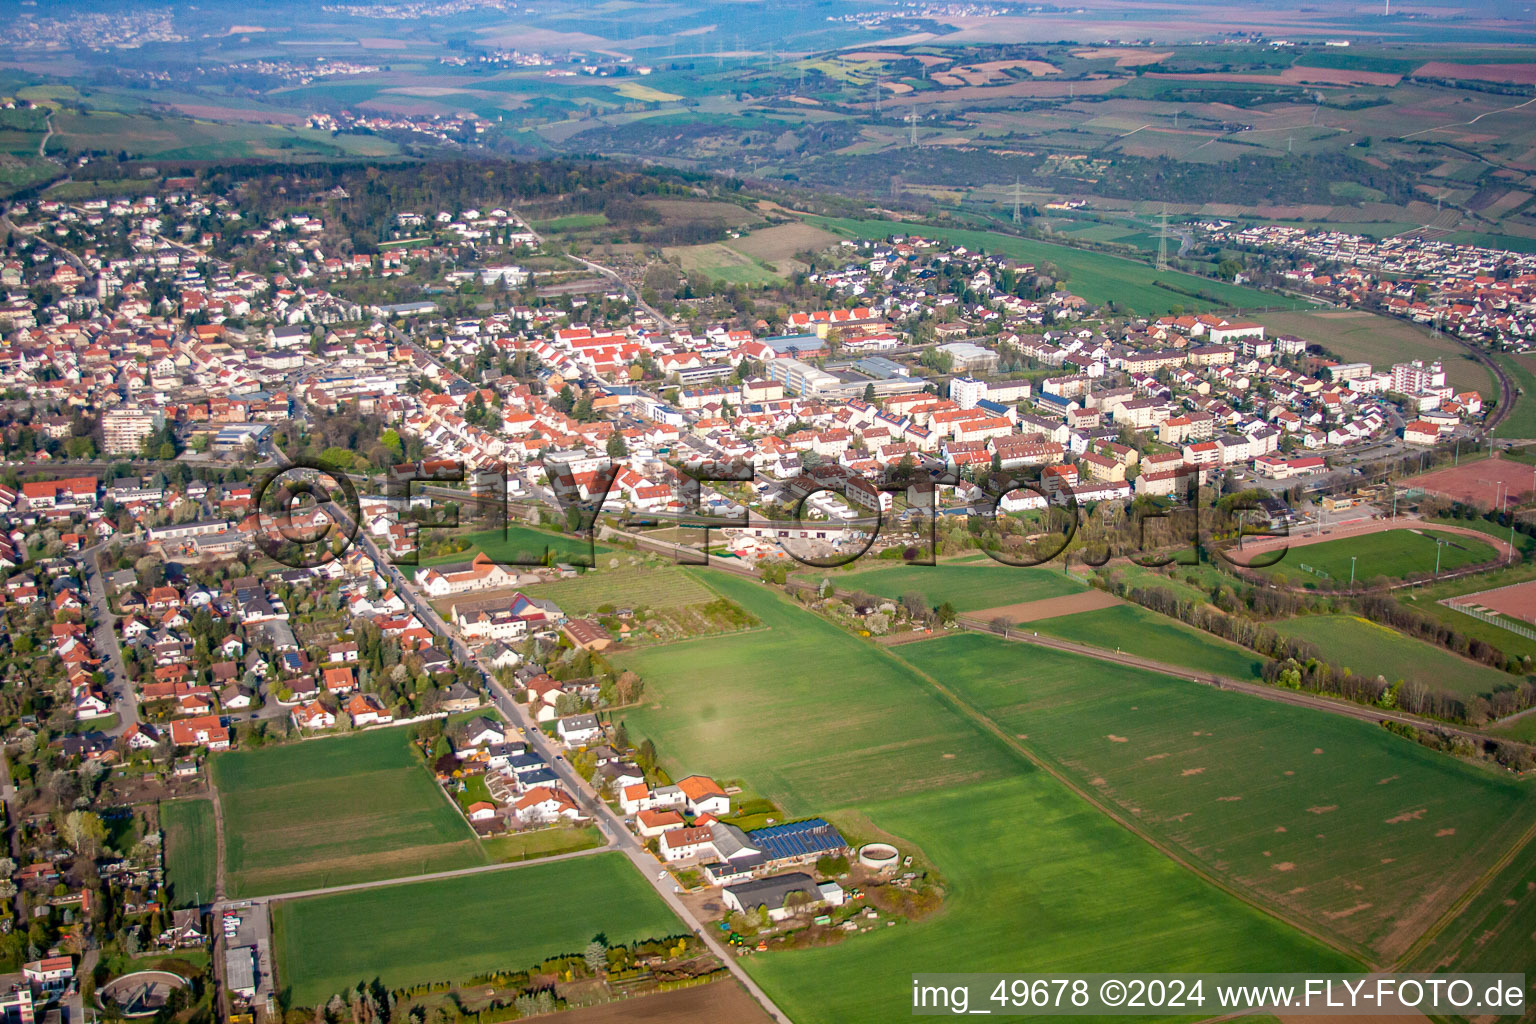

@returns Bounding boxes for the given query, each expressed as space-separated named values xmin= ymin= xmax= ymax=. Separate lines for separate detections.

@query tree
xmin=60 ymin=810 xmax=107 ymax=858
xmin=606 ymin=432 xmax=628 ymax=459
xmin=582 ymin=939 xmax=607 ymax=976
xmin=935 ymin=601 xmax=957 ymax=624
xmin=863 ymin=383 xmax=876 ymax=403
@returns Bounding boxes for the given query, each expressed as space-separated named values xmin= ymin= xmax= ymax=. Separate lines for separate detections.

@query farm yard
xmin=890 ymin=632 xmax=1536 ymax=962
xmin=1238 ymin=525 xmax=1502 ymax=586
xmin=212 ymin=728 xmax=484 ymax=897
xmin=822 ymin=562 xmax=1087 ymax=614
xmin=271 ymin=854 xmax=684 ymax=1006
xmin=1270 ymin=614 xmax=1516 ymax=698
xmin=160 ymin=800 xmax=217 ymax=909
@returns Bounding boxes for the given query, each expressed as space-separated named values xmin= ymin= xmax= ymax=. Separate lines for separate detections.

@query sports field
xmin=1028 ymin=603 xmax=1265 ymax=680
xmin=400 ymin=526 xmax=608 ymax=578
xmin=619 ymin=572 xmax=1356 ymax=1024
xmin=825 ymin=563 xmax=1086 ymax=614
xmin=891 ymin=633 xmax=1536 ymax=961
xmin=804 ymin=215 xmax=1279 ymax=315
xmin=160 ymin=800 xmax=217 ymax=908
xmin=1248 ymin=527 xmax=1498 ymax=585
xmin=212 ymin=728 xmax=484 ymax=897
xmin=272 ymin=854 xmax=682 ymax=1005
xmin=1272 ymin=614 xmax=1515 ymax=698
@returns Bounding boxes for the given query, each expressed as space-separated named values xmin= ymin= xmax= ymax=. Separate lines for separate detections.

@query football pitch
xmin=1254 ymin=528 xmax=1497 ymax=586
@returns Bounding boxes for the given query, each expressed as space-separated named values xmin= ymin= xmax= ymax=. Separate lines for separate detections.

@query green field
xmin=401 ymin=526 xmax=609 ymax=578
xmin=1272 ymin=614 xmax=1516 ymax=698
xmin=824 ymin=562 xmax=1086 ymax=613
xmin=1029 ymin=603 xmax=1265 ymax=680
xmin=525 ymin=564 xmax=715 ymax=613
xmin=1408 ymin=827 xmax=1536 ymax=981
xmin=804 ymin=215 xmax=1282 ymax=315
xmin=618 ymin=572 xmax=1356 ymax=1024
xmin=621 ymin=571 xmax=1018 ymax=810
xmin=161 ymin=800 xmax=217 ymax=908
xmin=746 ymin=776 xmax=1354 ymax=1024
xmin=212 ymin=728 xmax=483 ymax=897
xmin=1251 ymin=528 xmax=1498 ymax=586
xmin=1253 ymin=311 xmax=1494 ymax=397
xmin=890 ymin=633 xmax=1536 ymax=961
xmin=272 ymin=854 xmax=682 ymax=1006
xmin=1494 ymin=353 xmax=1536 ymax=440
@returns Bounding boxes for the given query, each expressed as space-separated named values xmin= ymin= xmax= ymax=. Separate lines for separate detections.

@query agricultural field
xmin=1028 ymin=603 xmax=1265 ymax=681
xmin=804 ymin=215 xmax=1283 ymax=315
xmin=1250 ymin=528 xmax=1498 ymax=586
xmin=212 ymin=728 xmax=484 ymax=897
xmin=745 ymin=776 xmax=1353 ymax=1024
xmin=1407 ymin=827 xmax=1536 ymax=981
xmin=1253 ymin=310 xmax=1494 ymax=397
xmin=620 ymin=571 xmax=1018 ymax=811
xmin=663 ymin=241 xmax=782 ymax=285
xmin=890 ymin=633 xmax=1536 ymax=962
xmin=272 ymin=854 xmax=683 ymax=1005
xmin=1271 ymin=614 xmax=1517 ymax=699
xmin=160 ymin=800 xmax=217 ymax=908
xmin=822 ymin=562 xmax=1086 ymax=614
xmin=401 ymin=527 xmax=608 ymax=578
xmin=1494 ymin=353 xmax=1536 ymax=440
xmin=619 ymin=572 xmax=1355 ymax=1024
xmin=524 ymin=564 xmax=716 ymax=613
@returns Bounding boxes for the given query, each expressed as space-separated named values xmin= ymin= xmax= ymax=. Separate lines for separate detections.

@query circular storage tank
xmin=859 ymin=842 xmax=900 ymax=871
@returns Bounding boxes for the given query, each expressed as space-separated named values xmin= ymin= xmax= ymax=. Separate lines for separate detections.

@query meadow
xmin=271 ymin=854 xmax=683 ymax=1006
xmin=1250 ymin=528 xmax=1498 ymax=586
xmin=523 ymin=564 xmax=716 ymax=613
xmin=212 ymin=728 xmax=484 ymax=897
xmin=891 ymin=632 xmax=1536 ymax=962
xmin=1272 ymin=614 xmax=1516 ymax=698
xmin=822 ymin=562 xmax=1086 ymax=614
xmin=1028 ymin=603 xmax=1265 ymax=680
xmin=1494 ymin=353 xmax=1536 ymax=440
xmin=1253 ymin=310 xmax=1494 ymax=396
xmin=160 ymin=799 xmax=217 ymax=908
xmin=400 ymin=526 xmax=609 ymax=578
xmin=619 ymin=572 xmax=1357 ymax=1024
xmin=803 ymin=215 xmax=1281 ymax=315
xmin=620 ymin=572 xmax=1019 ymax=811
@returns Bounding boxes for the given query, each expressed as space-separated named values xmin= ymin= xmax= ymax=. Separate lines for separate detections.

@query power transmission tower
xmin=1011 ymin=178 xmax=1025 ymax=223
xmin=1155 ymin=203 xmax=1169 ymax=272
xmin=907 ymin=110 xmax=918 ymax=146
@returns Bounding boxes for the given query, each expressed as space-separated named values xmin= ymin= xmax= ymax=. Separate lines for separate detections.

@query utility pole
xmin=1156 ymin=203 xmax=1169 ymax=272
xmin=1435 ymin=538 xmax=1444 ymax=575
xmin=1350 ymin=555 xmax=1356 ymax=585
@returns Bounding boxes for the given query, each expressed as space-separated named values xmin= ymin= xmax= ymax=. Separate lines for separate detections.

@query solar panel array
xmin=748 ymin=818 xmax=848 ymax=861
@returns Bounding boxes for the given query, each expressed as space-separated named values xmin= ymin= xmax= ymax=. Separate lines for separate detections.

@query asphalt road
xmin=76 ymin=541 xmax=139 ymax=734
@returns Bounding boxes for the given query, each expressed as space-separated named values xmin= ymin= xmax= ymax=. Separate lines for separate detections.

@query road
xmin=570 ymin=254 xmax=675 ymax=333
xmin=75 ymin=541 xmax=139 ymax=734
xmin=322 ymin=501 xmax=794 ymax=1024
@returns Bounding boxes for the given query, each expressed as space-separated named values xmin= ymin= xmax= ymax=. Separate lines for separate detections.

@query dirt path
xmin=970 ymin=588 xmax=1122 ymax=624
